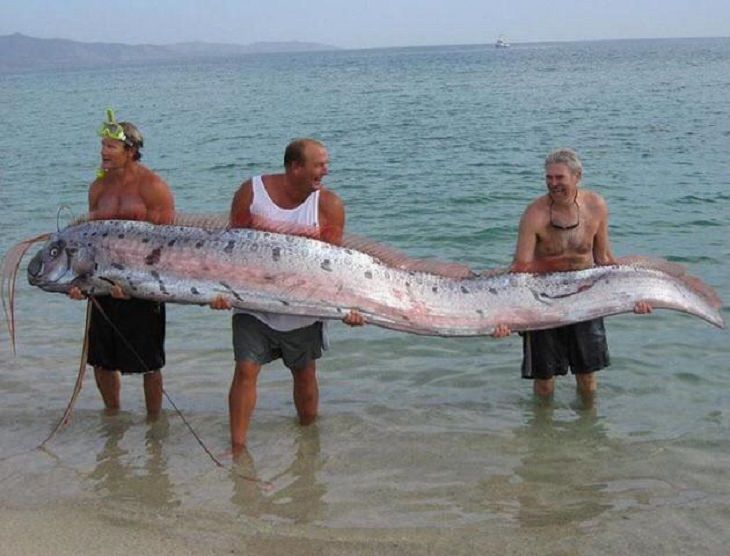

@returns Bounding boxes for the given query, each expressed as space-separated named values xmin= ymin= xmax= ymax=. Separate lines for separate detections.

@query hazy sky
xmin=1 ymin=0 xmax=727 ymax=49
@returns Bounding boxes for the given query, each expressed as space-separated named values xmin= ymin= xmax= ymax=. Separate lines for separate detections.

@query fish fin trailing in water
xmin=1 ymin=233 xmax=52 ymax=353
xmin=38 ymin=301 xmax=91 ymax=446
xmin=616 ymin=255 xmax=724 ymax=316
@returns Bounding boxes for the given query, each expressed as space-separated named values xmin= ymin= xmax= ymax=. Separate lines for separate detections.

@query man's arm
xmin=141 ymin=175 xmax=175 ymax=225
xmin=590 ymin=195 xmax=651 ymax=314
xmin=318 ymin=189 xmax=345 ymax=246
xmin=87 ymin=180 xmax=104 ymax=217
xmin=318 ymin=189 xmax=363 ymax=326
xmin=511 ymin=208 xmax=539 ymax=273
xmin=230 ymin=180 xmax=254 ymax=229
xmin=493 ymin=206 xmax=541 ymax=337
xmin=591 ymin=195 xmax=615 ymax=266
xmin=210 ymin=180 xmax=254 ymax=310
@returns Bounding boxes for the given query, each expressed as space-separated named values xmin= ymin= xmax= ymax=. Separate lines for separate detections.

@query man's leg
xmin=229 ymin=360 xmax=262 ymax=452
xmin=94 ymin=366 xmax=121 ymax=412
xmin=143 ymin=370 xmax=163 ymax=417
xmin=291 ymin=360 xmax=318 ymax=426
xmin=533 ymin=377 xmax=556 ymax=399
xmin=575 ymin=372 xmax=597 ymax=401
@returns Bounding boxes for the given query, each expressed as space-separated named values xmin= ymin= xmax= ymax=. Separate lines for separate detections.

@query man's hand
xmin=68 ymin=286 xmax=86 ymax=300
xmin=210 ymin=295 xmax=233 ymax=310
xmin=492 ymin=323 xmax=511 ymax=338
xmin=110 ymin=283 xmax=131 ymax=300
xmin=634 ymin=301 xmax=652 ymax=314
xmin=343 ymin=310 xmax=364 ymax=327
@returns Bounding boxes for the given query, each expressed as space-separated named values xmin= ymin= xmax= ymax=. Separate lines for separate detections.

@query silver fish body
xmin=26 ymin=220 xmax=725 ymax=335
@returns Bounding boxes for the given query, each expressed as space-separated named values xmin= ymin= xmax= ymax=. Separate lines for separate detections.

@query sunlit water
xmin=1 ymin=38 xmax=729 ymax=554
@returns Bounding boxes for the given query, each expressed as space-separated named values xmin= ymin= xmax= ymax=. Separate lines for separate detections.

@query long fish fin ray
xmin=475 ymin=266 xmax=511 ymax=279
xmin=73 ymin=211 xmax=232 ymax=231
xmin=1 ymin=233 xmax=53 ymax=353
xmin=173 ymin=212 xmax=230 ymax=230
xmin=69 ymin=212 xmax=91 ymax=226
xmin=616 ymin=255 xmax=688 ymax=276
xmin=617 ymin=255 xmax=723 ymax=311
xmin=342 ymin=233 xmax=477 ymax=279
xmin=173 ymin=212 xmax=321 ymax=237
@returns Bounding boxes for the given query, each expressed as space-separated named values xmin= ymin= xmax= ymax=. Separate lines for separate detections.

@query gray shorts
xmin=232 ymin=313 xmax=325 ymax=370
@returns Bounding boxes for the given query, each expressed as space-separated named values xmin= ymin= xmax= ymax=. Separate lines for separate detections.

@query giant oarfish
xmin=17 ymin=219 xmax=725 ymax=336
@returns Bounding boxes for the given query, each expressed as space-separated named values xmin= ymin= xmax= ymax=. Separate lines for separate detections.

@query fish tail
xmin=618 ymin=255 xmax=724 ymax=316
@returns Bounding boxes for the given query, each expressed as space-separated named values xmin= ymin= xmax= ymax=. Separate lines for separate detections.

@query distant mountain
xmin=0 ymin=33 xmax=339 ymax=71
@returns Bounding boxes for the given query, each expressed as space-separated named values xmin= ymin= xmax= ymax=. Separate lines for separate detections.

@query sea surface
xmin=1 ymin=38 xmax=729 ymax=555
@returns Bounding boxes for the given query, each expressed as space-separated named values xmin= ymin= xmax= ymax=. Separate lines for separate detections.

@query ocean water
xmin=1 ymin=38 xmax=729 ymax=555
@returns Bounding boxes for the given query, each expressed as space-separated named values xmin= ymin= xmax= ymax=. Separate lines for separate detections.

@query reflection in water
xmin=230 ymin=427 xmax=326 ymax=524
xmin=88 ymin=412 xmax=179 ymax=510
xmin=512 ymin=397 xmax=613 ymax=528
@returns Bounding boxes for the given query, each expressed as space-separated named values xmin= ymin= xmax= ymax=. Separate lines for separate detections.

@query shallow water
xmin=1 ymin=38 xmax=729 ymax=554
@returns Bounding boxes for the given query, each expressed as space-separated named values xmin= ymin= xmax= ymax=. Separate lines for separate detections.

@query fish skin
xmin=25 ymin=220 xmax=725 ymax=336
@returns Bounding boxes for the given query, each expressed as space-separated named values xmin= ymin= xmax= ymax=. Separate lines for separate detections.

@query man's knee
xmin=291 ymin=361 xmax=317 ymax=384
xmin=143 ymin=369 xmax=162 ymax=386
xmin=575 ymin=372 xmax=597 ymax=394
xmin=232 ymin=361 xmax=262 ymax=391
xmin=533 ymin=378 xmax=555 ymax=398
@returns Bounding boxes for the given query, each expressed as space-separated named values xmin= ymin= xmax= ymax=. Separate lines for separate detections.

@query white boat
xmin=495 ymin=37 xmax=510 ymax=48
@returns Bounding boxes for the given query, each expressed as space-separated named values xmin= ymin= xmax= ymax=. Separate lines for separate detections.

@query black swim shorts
xmin=521 ymin=317 xmax=610 ymax=380
xmin=88 ymin=296 xmax=166 ymax=374
xmin=232 ymin=313 xmax=324 ymax=370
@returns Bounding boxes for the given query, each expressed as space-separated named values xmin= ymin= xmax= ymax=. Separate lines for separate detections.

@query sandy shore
xmin=3 ymin=497 xmax=729 ymax=556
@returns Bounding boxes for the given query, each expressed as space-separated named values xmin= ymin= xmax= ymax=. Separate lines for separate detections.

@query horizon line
xmin=3 ymin=31 xmax=729 ymax=52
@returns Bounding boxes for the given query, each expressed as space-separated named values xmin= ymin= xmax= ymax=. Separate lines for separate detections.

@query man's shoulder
xmin=579 ymin=189 xmax=608 ymax=210
xmin=580 ymin=188 xmax=605 ymax=200
xmin=137 ymin=165 xmax=169 ymax=190
xmin=259 ymin=173 xmax=284 ymax=187
xmin=318 ymin=187 xmax=344 ymax=210
xmin=523 ymin=194 xmax=550 ymax=215
xmin=89 ymin=177 xmax=104 ymax=192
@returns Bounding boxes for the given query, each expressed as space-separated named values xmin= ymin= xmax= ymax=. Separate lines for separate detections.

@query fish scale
xmin=24 ymin=220 xmax=725 ymax=336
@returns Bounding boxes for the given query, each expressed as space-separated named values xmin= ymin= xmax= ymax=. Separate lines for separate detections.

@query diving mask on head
xmin=96 ymin=108 xmax=134 ymax=179
xmin=97 ymin=108 xmax=128 ymax=144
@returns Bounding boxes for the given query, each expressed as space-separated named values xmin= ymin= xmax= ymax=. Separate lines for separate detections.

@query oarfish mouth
xmin=27 ymin=250 xmax=45 ymax=284
xmin=26 ymin=243 xmax=80 ymax=290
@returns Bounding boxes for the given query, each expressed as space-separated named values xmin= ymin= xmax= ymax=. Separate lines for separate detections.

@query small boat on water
xmin=495 ymin=37 xmax=510 ymax=48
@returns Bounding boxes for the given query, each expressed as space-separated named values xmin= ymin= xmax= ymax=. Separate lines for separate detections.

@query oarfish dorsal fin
xmin=342 ymin=234 xmax=477 ymax=279
xmin=171 ymin=211 xmax=478 ymax=279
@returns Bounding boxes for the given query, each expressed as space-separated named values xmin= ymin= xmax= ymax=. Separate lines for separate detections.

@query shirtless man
xmin=70 ymin=111 xmax=175 ymax=416
xmin=211 ymin=138 xmax=362 ymax=454
xmin=493 ymin=148 xmax=650 ymax=399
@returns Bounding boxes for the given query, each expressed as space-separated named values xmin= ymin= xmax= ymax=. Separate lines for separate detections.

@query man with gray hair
xmin=493 ymin=148 xmax=651 ymax=400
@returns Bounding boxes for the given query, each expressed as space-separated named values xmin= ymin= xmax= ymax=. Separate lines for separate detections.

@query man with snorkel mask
xmin=69 ymin=109 xmax=175 ymax=418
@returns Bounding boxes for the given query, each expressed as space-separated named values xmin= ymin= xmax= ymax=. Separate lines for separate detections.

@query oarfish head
xmin=27 ymin=235 xmax=96 ymax=292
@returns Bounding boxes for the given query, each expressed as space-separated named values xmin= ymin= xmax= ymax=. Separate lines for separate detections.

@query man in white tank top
xmin=211 ymin=138 xmax=363 ymax=456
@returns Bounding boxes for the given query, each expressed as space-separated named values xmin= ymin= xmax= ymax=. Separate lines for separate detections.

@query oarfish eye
xmin=49 ymin=246 xmax=60 ymax=257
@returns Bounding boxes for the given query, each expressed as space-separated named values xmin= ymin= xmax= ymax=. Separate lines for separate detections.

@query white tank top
xmin=237 ymin=175 xmax=321 ymax=331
